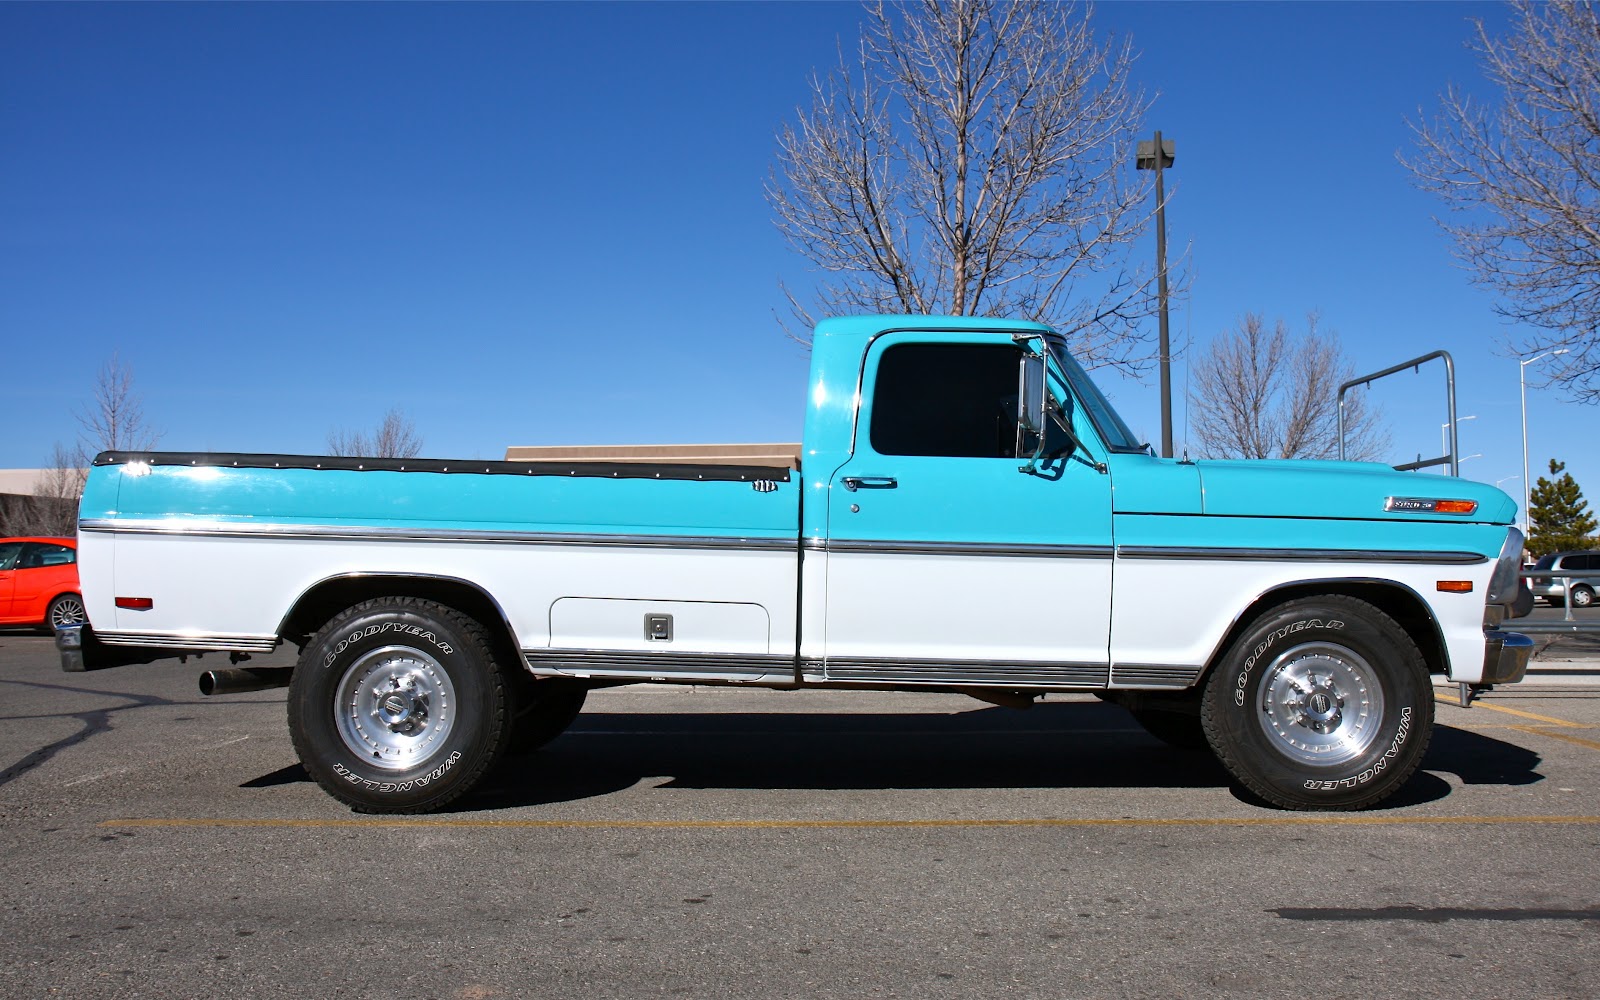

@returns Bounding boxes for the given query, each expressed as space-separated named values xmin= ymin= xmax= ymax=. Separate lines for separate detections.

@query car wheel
xmin=1200 ymin=595 xmax=1433 ymax=810
xmin=1571 ymin=585 xmax=1595 ymax=609
xmin=45 ymin=594 xmax=87 ymax=631
xmin=505 ymin=676 xmax=589 ymax=755
xmin=1547 ymin=596 xmax=1567 ymax=608
xmin=288 ymin=597 xmax=511 ymax=814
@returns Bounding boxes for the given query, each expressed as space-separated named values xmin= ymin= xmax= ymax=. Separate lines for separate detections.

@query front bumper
xmin=1481 ymin=629 xmax=1534 ymax=685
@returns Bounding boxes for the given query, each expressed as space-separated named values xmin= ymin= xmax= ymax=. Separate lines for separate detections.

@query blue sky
xmin=1 ymin=1 xmax=1589 ymax=513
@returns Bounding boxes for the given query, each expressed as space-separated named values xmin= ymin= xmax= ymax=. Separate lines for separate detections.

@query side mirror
xmin=1016 ymin=350 xmax=1047 ymax=469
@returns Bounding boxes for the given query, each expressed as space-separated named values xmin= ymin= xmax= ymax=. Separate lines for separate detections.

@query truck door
xmin=820 ymin=333 xmax=1113 ymax=686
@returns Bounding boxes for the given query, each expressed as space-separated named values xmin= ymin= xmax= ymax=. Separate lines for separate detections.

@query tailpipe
xmin=199 ymin=667 xmax=294 ymax=696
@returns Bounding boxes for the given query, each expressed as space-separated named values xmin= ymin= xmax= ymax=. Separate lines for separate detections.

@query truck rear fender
xmin=276 ymin=573 xmax=523 ymax=673
xmin=1197 ymin=578 xmax=1448 ymax=685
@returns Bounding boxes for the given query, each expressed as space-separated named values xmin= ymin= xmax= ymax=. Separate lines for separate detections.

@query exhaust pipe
xmin=199 ymin=667 xmax=294 ymax=696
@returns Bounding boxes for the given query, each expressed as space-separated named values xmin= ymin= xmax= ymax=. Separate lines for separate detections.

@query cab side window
xmin=870 ymin=343 xmax=1023 ymax=458
xmin=0 ymin=542 xmax=20 ymax=571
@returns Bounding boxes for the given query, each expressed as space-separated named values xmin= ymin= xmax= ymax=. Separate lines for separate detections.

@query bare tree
xmin=1405 ymin=0 xmax=1600 ymax=399
xmin=31 ymin=443 xmax=86 ymax=535
xmin=768 ymin=0 xmax=1160 ymax=370
xmin=1189 ymin=314 xmax=1388 ymax=461
xmin=327 ymin=409 xmax=423 ymax=459
xmin=77 ymin=353 xmax=160 ymax=458
xmin=0 ymin=445 xmax=83 ymax=537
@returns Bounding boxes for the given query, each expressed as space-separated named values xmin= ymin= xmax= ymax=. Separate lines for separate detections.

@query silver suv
xmin=1528 ymin=551 xmax=1600 ymax=608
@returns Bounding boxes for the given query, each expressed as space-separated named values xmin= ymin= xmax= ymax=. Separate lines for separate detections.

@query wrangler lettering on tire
xmin=288 ymin=597 xmax=510 ymax=814
xmin=1201 ymin=595 xmax=1433 ymax=810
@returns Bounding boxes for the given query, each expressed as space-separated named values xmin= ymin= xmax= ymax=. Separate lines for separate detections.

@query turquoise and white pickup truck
xmin=58 ymin=315 xmax=1533 ymax=813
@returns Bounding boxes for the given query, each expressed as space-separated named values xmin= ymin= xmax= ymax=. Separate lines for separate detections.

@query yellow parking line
xmin=97 ymin=815 xmax=1600 ymax=831
xmin=1436 ymin=695 xmax=1588 ymax=729
xmin=1508 ymin=725 xmax=1600 ymax=753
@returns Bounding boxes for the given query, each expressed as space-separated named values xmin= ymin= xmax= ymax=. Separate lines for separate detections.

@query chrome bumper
xmin=1481 ymin=630 xmax=1534 ymax=685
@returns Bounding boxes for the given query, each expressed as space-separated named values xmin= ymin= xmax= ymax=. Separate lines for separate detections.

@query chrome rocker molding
xmin=94 ymin=630 xmax=280 ymax=653
xmin=78 ymin=518 xmax=794 ymax=553
xmin=1114 ymin=545 xmax=1488 ymax=565
xmin=525 ymin=649 xmax=791 ymax=680
xmin=525 ymin=649 xmax=1156 ymax=690
xmin=816 ymin=657 xmax=1109 ymax=688
xmin=1109 ymin=663 xmax=1205 ymax=688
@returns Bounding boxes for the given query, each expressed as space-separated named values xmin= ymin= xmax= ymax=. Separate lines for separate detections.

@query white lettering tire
xmin=288 ymin=597 xmax=510 ymax=814
xmin=1200 ymin=595 xmax=1433 ymax=810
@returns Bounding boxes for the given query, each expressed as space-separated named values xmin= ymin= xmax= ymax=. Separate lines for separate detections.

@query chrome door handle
xmin=841 ymin=476 xmax=898 ymax=491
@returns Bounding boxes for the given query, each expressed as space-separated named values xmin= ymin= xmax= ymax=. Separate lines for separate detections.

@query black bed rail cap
xmin=92 ymin=451 xmax=793 ymax=484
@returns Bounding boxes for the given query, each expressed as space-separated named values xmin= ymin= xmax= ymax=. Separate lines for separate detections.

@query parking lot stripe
xmin=1437 ymin=696 xmax=1589 ymax=729
xmin=95 ymin=815 xmax=1600 ymax=831
xmin=1507 ymin=725 xmax=1600 ymax=753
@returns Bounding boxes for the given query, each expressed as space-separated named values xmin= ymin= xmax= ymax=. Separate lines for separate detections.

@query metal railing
xmin=1513 ymin=570 xmax=1600 ymax=634
xmin=1338 ymin=351 xmax=1461 ymax=474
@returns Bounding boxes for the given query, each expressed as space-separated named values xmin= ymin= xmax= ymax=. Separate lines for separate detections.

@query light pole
xmin=1136 ymin=132 xmax=1175 ymax=457
xmin=1441 ymin=415 xmax=1476 ymax=470
xmin=1520 ymin=349 xmax=1569 ymax=535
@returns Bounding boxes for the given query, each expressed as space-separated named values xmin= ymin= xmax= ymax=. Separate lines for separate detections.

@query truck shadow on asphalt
xmin=437 ymin=703 xmax=1544 ymax=813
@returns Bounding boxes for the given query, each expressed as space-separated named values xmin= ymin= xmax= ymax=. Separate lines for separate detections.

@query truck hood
xmin=1109 ymin=454 xmax=1518 ymax=524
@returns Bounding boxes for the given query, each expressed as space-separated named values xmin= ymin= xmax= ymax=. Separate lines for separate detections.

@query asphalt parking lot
xmin=2 ymin=629 xmax=1597 ymax=999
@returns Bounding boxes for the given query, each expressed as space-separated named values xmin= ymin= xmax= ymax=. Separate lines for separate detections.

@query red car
xmin=0 ymin=536 xmax=85 ymax=631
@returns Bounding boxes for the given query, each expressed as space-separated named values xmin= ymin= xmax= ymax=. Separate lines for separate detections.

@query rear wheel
xmin=1201 ymin=596 xmax=1432 ymax=810
xmin=1571 ymin=585 xmax=1595 ymax=609
xmin=288 ymin=597 xmax=510 ymax=813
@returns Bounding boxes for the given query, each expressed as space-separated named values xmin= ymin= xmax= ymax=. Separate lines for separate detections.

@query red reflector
xmin=116 ymin=597 xmax=154 ymax=610
xmin=1435 ymin=500 xmax=1478 ymax=514
xmin=1436 ymin=581 xmax=1474 ymax=593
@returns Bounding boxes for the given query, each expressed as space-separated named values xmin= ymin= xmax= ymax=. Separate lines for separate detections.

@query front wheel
xmin=1201 ymin=596 xmax=1433 ymax=810
xmin=288 ymin=597 xmax=511 ymax=813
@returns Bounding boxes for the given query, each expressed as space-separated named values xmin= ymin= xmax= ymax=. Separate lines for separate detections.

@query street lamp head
xmin=1135 ymin=138 xmax=1175 ymax=170
xmin=1523 ymin=348 xmax=1571 ymax=366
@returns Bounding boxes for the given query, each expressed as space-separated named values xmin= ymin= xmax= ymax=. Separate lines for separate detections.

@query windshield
xmin=1046 ymin=339 xmax=1146 ymax=453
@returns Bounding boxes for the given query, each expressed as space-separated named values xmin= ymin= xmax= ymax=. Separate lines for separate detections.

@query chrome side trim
xmin=820 ymin=657 xmax=1108 ymax=688
xmin=524 ymin=648 xmax=789 ymax=679
xmin=804 ymin=538 xmax=1114 ymax=559
xmin=94 ymin=630 xmax=279 ymax=653
xmin=79 ymin=518 xmax=795 ymax=553
xmin=1109 ymin=663 xmax=1204 ymax=689
xmin=1115 ymin=545 xmax=1487 ymax=565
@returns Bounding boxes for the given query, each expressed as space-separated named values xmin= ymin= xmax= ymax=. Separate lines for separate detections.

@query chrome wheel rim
xmin=1258 ymin=642 xmax=1384 ymax=767
xmin=1575 ymin=588 xmax=1594 ymax=608
xmin=50 ymin=597 xmax=86 ymax=629
xmin=334 ymin=645 xmax=456 ymax=771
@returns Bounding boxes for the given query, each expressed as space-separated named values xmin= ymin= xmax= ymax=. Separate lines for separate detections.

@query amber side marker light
xmin=115 ymin=597 xmax=154 ymax=610
xmin=1434 ymin=500 xmax=1478 ymax=514
xmin=1436 ymin=581 xmax=1474 ymax=593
